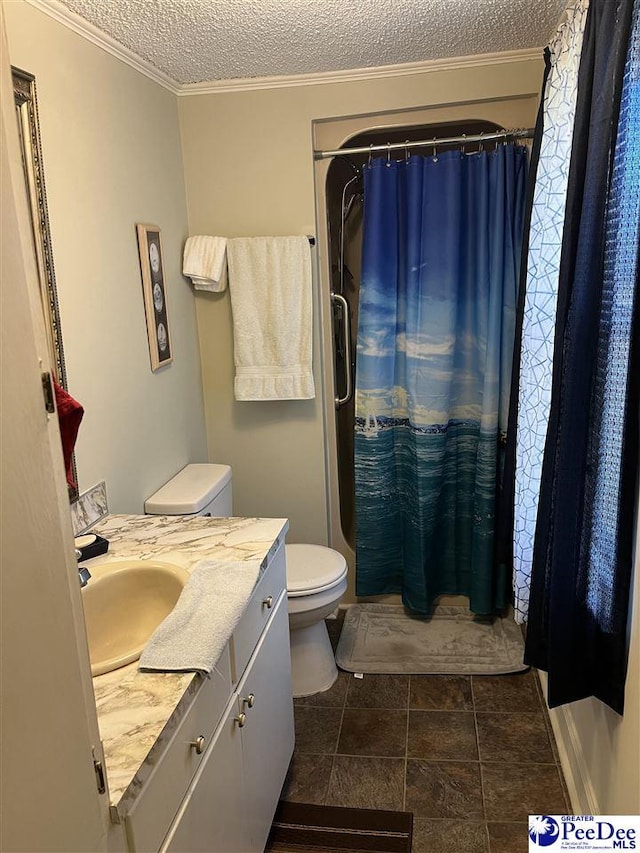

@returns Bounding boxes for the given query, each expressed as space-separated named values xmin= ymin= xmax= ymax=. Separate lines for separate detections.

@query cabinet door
xmin=160 ymin=701 xmax=248 ymax=853
xmin=236 ymin=592 xmax=295 ymax=852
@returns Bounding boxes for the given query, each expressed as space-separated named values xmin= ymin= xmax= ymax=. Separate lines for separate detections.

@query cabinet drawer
xmin=230 ymin=542 xmax=286 ymax=683
xmin=125 ymin=645 xmax=231 ymax=853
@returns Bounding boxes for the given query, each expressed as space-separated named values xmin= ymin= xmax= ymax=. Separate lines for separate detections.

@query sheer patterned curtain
xmin=355 ymin=146 xmax=527 ymax=616
xmin=512 ymin=0 xmax=590 ymax=624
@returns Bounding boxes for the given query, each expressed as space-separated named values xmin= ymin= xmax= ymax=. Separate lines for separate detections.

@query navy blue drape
xmin=525 ymin=0 xmax=637 ymax=714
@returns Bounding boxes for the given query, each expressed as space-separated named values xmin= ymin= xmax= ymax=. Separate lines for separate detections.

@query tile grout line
xmin=303 ymin=704 xmax=550 ymax=714
xmin=301 ymin=751 xmax=558 ymax=764
xmin=530 ymin=670 xmax=573 ymax=810
xmin=472 ymin=676 xmax=491 ymax=850
xmin=403 ymin=676 xmax=410 ymax=811
xmin=408 ymin=817 xmax=528 ymax=823
xmin=322 ymin=755 xmax=335 ymax=807
xmin=471 ymin=676 xmax=489 ymax=830
xmin=324 ymin=669 xmax=349 ymax=806
xmin=335 ymin=671 xmax=350 ymax=753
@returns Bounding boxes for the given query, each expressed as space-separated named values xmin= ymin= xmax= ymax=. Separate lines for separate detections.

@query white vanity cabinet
xmin=124 ymin=544 xmax=294 ymax=853
xmin=233 ymin=592 xmax=294 ymax=851
xmin=161 ymin=700 xmax=247 ymax=853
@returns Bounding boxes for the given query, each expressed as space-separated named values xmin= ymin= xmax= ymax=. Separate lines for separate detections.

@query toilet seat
xmin=285 ymin=544 xmax=347 ymax=598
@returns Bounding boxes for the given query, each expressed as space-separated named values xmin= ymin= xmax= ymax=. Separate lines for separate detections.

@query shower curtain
xmin=511 ymin=0 xmax=590 ymax=625
xmin=355 ymin=145 xmax=527 ymax=616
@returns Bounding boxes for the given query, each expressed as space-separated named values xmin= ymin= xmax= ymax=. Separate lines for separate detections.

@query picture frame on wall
xmin=136 ymin=223 xmax=173 ymax=371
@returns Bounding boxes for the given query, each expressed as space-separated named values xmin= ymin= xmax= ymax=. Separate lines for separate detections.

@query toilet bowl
xmin=145 ymin=465 xmax=348 ymax=699
xmin=286 ymin=544 xmax=348 ymax=697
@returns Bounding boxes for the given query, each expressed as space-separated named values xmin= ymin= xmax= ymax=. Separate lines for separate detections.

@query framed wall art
xmin=136 ymin=224 xmax=172 ymax=371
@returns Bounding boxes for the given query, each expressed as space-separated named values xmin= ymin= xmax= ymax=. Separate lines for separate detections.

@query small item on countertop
xmin=74 ymin=533 xmax=109 ymax=562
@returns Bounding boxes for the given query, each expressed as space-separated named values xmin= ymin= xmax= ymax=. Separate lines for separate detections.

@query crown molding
xmin=26 ymin=0 xmax=181 ymax=94
xmin=178 ymin=48 xmax=543 ymax=96
xmin=23 ymin=3 xmax=542 ymax=99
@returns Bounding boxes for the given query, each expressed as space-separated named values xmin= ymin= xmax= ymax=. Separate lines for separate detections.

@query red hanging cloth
xmin=53 ymin=380 xmax=83 ymax=489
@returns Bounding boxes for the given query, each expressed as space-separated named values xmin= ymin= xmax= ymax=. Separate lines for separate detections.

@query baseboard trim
xmin=537 ymin=671 xmax=599 ymax=815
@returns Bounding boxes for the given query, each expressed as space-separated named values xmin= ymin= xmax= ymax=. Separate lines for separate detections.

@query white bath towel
xmin=183 ymin=235 xmax=227 ymax=292
xmin=138 ymin=559 xmax=261 ymax=674
xmin=227 ymin=236 xmax=315 ymax=400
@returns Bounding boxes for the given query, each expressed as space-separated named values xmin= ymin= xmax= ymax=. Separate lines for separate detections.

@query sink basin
xmin=81 ymin=560 xmax=189 ymax=676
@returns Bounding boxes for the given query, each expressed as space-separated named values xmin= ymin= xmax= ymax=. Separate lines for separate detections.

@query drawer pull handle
xmin=234 ymin=712 xmax=247 ymax=728
xmin=262 ymin=595 xmax=274 ymax=609
xmin=190 ymin=735 xmax=206 ymax=755
xmin=242 ymin=693 xmax=255 ymax=710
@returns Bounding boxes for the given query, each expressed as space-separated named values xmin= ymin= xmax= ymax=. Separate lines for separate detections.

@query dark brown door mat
xmin=267 ymin=801 xmax=413 ymax=853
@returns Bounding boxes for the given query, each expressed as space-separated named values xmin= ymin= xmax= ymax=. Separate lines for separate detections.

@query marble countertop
xmin=88 ymin=514 xmax=288 ymax=815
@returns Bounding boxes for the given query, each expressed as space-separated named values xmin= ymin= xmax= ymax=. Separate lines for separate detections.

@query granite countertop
xmin=87 ymin=514 xmax=288 ymax=816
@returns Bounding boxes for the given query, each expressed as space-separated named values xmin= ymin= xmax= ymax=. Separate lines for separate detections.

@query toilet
xmin=285 ymin=544 xmax=347 ymax=696
xmin=145 ymin=464 xmax=348 ymax=697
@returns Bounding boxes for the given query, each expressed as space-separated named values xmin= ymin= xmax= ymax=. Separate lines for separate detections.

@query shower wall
xmin=314 ymin=97 xmax=540 ymax=603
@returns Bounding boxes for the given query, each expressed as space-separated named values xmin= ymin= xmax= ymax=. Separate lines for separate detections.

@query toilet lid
xmin=285 ymin=544 xmax=347 ymax=596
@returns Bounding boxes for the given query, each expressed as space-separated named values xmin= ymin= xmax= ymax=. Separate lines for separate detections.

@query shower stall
xmin=313 ymin=104 xmax=537 ymax=604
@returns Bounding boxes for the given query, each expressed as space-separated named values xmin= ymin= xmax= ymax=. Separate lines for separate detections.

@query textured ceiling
xmin=57 ymin=0 xmax=566 ymax=85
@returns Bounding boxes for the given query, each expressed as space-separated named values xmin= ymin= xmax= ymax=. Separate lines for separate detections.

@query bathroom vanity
xmin=88 ymin=514 xmax=294 ymax=853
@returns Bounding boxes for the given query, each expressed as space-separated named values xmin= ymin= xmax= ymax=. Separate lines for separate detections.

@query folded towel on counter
xmin=226 ymin=236 xmax=314 ymax=400
xmin=138 ymin=558 xmax=261 ymax=674
xmin=183 ymin=235 xmax=227 ymax=292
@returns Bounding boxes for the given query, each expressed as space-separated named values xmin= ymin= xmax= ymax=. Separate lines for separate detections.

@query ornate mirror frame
xmin=12 ymin=66 xmax=78 ymax=500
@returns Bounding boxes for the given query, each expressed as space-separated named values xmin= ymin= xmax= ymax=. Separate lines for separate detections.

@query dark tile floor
xmin=276 ymin=613 xmax=571 ymax=853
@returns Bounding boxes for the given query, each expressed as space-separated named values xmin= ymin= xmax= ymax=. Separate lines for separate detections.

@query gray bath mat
xmin=335 ymin=603 xmax=527 ymax=675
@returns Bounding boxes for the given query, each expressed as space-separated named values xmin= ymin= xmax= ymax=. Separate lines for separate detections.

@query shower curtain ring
xmin=404 ymin=140 xmax=410 ymax=162
xmin=432 ymin=138 xmax=438 ymax=163
xmin=479 ymin=132 xmax=484 ymax=153
xmin=460 ymin=133 xmax=466 ymax=155
xmin=368 ymin=144 xmax=373 ymax=167
xmin=386 ymin=142 xmax=392 ymax=167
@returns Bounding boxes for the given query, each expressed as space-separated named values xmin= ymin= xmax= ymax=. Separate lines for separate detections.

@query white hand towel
xmin=138 ymin=559 xmax=261 ymax=674
xmin=183 ymin=236 xmax=227 ymax=292
xmin=227 ymin=236 xmax=315 ymax=400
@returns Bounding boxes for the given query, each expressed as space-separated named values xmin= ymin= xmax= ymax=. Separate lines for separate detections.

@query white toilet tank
xmin=144 ymin=463 xmax=232 ymax=517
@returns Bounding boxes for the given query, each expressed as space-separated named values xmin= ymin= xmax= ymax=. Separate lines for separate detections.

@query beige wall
xmin=5 ymin=1 xmax=207 ymax=513
xmin=178 ymin=55 xmax=544 ymax=544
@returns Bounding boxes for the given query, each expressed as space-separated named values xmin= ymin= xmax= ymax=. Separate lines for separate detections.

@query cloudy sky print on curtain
xmin=355 ymin=146 xmax=527 ymax=616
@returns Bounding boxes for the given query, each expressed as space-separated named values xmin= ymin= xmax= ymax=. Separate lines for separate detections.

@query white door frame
xmin=1 ymin=6 xmax=109 ymax=850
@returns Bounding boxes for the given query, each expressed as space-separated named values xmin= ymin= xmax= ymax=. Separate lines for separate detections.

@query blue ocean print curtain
xmin=355 ymin=145 xmax=527 ymax=616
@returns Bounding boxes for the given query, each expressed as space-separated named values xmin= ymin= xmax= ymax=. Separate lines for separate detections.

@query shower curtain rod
xmin=314 ymin=127 xmax=535 ymax=160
